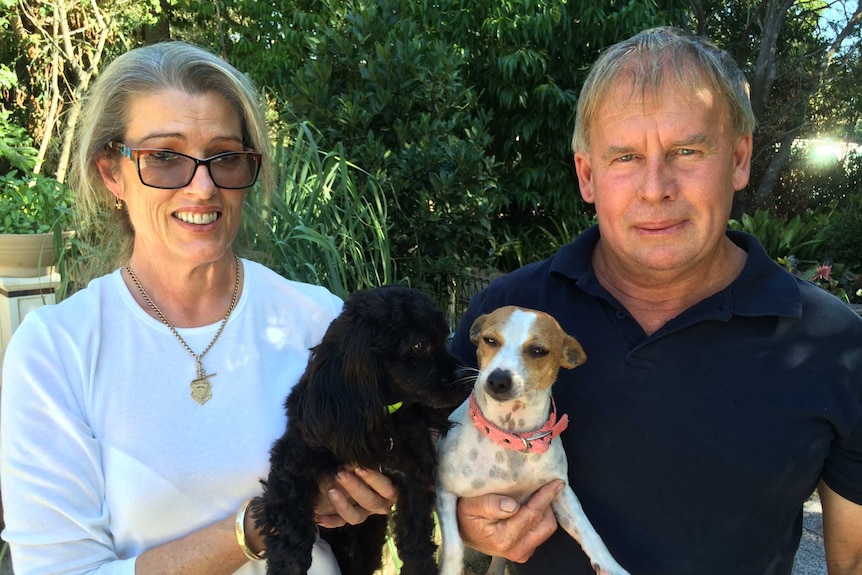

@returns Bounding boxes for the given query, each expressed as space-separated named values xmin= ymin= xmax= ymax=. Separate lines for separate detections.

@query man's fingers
xmin=525 ymin=480 xmax=566 ymax=511
xmin=501 ymin=480 xmax=565 ymax=561
xmin=507 ymin=504 xmax=559 ymax=563
xmin=456 ymin=480 xmax=565 ymax=562
xmin=458 ymin=492 xmax=520 ymax=521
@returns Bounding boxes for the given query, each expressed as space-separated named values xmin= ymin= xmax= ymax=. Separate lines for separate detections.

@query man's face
xmin=574 ymin=76 xmax=752 ymax=281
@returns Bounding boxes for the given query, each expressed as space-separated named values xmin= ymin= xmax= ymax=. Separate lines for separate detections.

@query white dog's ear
xmin=468 ymin=314 xmax=489 ymax=345
xmin=560 ymin=334 xmax=587 ymax=369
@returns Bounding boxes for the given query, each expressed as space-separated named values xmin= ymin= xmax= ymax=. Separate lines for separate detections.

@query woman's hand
xmin=457 ymin=480 xmax=564 ymax=563
xmin=315 ymin=467 xmax=399 ymax=528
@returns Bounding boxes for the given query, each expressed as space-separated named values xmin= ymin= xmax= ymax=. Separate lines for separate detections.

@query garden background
xmin=2 ymin=0 xmax=861 ymax=324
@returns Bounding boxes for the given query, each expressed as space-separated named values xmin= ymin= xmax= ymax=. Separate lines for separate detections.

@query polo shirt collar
xmin=550 ymin=225 xmax=802 ymax=321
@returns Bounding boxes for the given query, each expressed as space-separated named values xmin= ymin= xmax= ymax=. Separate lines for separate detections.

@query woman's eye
xmin=214 ymin=153 xmax=243 ymax=166
xmin=146 ymin=151 xmax=182 ymax=164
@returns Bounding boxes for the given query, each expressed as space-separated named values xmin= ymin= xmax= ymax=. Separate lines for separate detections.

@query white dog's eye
xmin=482 ymin=336 xmax=498 ymax=347
xmin=529 ymin=346 xmax=549 ymax=358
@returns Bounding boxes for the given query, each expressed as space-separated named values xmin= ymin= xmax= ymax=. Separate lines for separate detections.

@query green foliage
xmin=729 ymin=206 xmax=862 ymax=304
xmin=3 ymin=1 xmax=165 ymax=178
xmin=769 ymin=143 xmax=862 ymax=219
xmin=454 ymin=0 xmax=681 ymax=223
xmin=0 ymin=171 xmax=73 ymax=234
xmin=0 ymin=104 xmax=37 ymax=173
xmin=231 ymin=0 xmax=503 ymax=297
xmin=495 ymin=211 xmax=596 ymax=271
xmin=690 ymin=0 xmax=862 ymax=215
xmin=823 ymin=178 xmax=862 ymax=272
xmin=15 ymin=0 xmax=858 ymax=310
xmin=179 ymin=0 xmax=685 ymax=297
xmin=727 ymin=208 xmax=828 ymax=262
xmin=237 ymin=122 xmax=397 ymax=300
xmin=0 ymin=109 xmax=73 ymax=234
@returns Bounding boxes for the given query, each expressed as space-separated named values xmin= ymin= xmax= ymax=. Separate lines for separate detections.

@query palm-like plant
xmin=238 ymin=121 xmax=397 ymax=299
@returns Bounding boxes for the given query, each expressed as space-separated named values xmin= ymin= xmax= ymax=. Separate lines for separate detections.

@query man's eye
xmin=617 ymin=154 xmax=635 ymax=163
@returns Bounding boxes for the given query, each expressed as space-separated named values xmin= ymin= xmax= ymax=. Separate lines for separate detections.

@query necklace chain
xmin=125 ymin=254 xmax=241 ymax=404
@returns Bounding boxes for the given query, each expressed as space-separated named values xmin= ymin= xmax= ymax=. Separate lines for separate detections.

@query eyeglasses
xmin=108 ymin=143 xmax=262 ymax=190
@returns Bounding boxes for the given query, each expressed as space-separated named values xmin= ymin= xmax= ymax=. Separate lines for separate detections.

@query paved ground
xmin=793 ymin=492 xmax=827 ymax=575
xmin=0 ymin=496 xmax=827 ymax=574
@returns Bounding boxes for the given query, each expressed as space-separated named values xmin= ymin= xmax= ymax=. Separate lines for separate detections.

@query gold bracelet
xmin=235 ymin=498 xmax=266 ymax=561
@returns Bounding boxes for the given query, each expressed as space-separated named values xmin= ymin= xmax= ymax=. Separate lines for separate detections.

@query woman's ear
xmin=96 ymin=153 xmax=123 ymax=199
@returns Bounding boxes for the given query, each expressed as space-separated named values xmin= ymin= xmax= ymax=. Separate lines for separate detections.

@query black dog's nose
xmin=485 ymin=368 xmax=513 ymax=396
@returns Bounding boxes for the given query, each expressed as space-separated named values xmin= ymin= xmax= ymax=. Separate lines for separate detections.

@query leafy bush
xmin=727 ymin=208 xmax=828 ymax=262
xmin=495 ymin=212 xmax=596 ymax=272
xmin=729 ymin=207 xmax=862 ymax=305
xmin=823 ymin=190 xmax=862 ymax=273
xmin=181 ymin=0 xmax=679 ymax=300
xmin=819 ymin=154 xmax=862 ymax=273
xmin=0 ymin=108 xmax=73 ymax=234
xmin=236 ymin=0 xmax=504 ymax=299
xmin=0 ymin=171 xmax=73 ymax=234
xmin=237 ymin=122 xmax=398 ymax=300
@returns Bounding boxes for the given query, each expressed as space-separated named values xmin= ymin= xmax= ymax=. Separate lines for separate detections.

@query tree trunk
xmin=744 ymin=0 xmax=862 ymax=206
xmin=54 ymin=2 xmax=111 ymax=183
xmin=35 ymin=10 xmax=62 ymax=175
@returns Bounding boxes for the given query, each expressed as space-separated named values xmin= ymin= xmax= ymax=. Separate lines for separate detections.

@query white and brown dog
xmin=436 ymin=306 xmax=629 ymax=575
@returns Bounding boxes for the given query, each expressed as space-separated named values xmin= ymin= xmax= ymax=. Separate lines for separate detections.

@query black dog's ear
xmin=296 ymin=315 xmax=388 ymax=464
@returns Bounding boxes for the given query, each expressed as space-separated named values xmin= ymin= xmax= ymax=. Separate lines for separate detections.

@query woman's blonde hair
xmin=572 ymin=26 xmax=756 ymax=153
xmin=69 ymin=41 xmax=272 ymax=266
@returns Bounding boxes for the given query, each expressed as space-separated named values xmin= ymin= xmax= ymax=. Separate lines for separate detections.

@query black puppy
xmin=256 ymin=286 xmax=468 ymax=575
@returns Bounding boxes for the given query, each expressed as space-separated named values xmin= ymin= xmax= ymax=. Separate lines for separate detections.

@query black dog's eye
xmin=528 ymin=346 xmax=549 ymax=358
xmin=412 ymin=340 xmax=429 ymax=354
xmin=482 ymin=336 xmax=498 ymax=348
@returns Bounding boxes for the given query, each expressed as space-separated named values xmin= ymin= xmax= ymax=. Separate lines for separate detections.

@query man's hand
xmin=315 ymin=467 xmax=398 ymax=528
xmin=457 ymin=480 xmax=564 ymax=563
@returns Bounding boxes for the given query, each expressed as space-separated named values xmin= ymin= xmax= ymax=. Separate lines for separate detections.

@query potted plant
xmin=0 ymin=110 xmax=74 ymax=278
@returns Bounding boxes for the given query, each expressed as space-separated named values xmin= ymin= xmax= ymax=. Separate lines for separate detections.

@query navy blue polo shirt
xmin=449 ymin=225 xmax=862 ymax=575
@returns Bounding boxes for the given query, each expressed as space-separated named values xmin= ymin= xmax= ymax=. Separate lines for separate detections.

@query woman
xmin=0 ymin=41 xmax=394 ymax=575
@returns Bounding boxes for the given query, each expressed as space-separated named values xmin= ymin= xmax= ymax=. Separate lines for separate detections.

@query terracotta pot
xmin=0 ymin=232 xmax=72 ymax=277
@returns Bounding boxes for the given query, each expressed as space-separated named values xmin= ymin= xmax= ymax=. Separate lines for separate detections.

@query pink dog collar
xmin=468 ymin=392 xmax=568 ymax=454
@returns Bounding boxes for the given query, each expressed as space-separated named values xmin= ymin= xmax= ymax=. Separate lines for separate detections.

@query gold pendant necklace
xmin=125 ymin=255 xmax=241 ymax=405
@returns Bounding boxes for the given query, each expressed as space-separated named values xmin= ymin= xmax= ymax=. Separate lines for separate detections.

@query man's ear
xmin=574 ymin=152 xmax=595 ymax=204
xmin=96 ymin=154 xmax=123 ymax=199
xmin=732 ymin=134 xmax=753 ymax=192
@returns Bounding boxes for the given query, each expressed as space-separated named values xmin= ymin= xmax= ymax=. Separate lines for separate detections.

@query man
xmin=449 ymin=27 xmax=862 ymax=575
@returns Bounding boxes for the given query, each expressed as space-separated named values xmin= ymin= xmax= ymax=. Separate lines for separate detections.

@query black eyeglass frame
xmin=108 ymin=142 xmax=262 ymax=190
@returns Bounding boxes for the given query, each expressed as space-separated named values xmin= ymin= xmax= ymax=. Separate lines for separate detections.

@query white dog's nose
xmin=484 ymin=368 xmax=514 ymax=399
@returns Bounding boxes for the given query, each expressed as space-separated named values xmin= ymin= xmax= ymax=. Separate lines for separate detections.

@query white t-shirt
xmin=0 ymin=259 xmax=343 ymax=575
